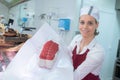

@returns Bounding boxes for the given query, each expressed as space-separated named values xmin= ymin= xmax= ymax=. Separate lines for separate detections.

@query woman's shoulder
xmin=91 ymin=38 xmax=104 ymax=52
xmin=72 ymin=34 xmax=82 ymax=40
xmin=90 ymin=42 xmax=105 ymax=57
xmin=88 ymin=43 xmax=105 ymax=62
xmin=95 ymin=43 xmax=104 ymax=51
xmin=68 ymin=34 xmax=81 ymax=50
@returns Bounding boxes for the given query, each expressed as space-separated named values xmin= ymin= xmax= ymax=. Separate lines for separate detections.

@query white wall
xmin=0 ymin=2 xmax=9 ymax=23
xmin=9 ymin=0 xmax=35 ymax=35
xmin=35 ymin=0 xmax=77 ymax=45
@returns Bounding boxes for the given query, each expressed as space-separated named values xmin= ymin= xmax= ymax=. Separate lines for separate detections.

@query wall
xmin=9 ymin=0 xmax=35 ymax=35
xmin=0 ymin=2 xmax=9 ymax=23
xmin=35 ymin=0 xmax=77 ymax=45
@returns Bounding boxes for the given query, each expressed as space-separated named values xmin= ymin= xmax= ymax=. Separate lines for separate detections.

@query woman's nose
xmin=82 ymin=23 xmax=88 ymax=28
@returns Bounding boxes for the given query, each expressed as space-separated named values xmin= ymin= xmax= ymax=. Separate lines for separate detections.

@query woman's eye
xmin=80 ymin=21 xmax=84 ymax=25
xmin=88 ymin=22 xmax=93 ymax=25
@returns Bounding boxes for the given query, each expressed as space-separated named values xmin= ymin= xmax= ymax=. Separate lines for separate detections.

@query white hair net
xmin=80 ymin=6 xmax=99 ymax=22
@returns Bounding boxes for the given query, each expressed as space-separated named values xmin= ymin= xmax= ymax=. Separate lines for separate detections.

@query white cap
xmin=80 ymin=6 xmax=99 ymax=22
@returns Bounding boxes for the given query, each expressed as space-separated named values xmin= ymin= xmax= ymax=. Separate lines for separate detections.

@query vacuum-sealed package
xmin=2 ymin=22 xmax=73 ymax=80
xmin=38 ymin=40 xmax=59 ymax=69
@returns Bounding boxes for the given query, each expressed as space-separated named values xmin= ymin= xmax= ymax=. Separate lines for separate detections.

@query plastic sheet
xmin=2 ymin=23 xmax=73 ymax=80
xmin=38 ymin=40 xmax=59 ymax=69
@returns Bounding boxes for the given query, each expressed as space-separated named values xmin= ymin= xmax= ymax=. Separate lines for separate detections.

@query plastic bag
xmin=2 ymin=22 xmax=73 ymax=80
xmin=38 ymin=40 xmax=59 ymax=69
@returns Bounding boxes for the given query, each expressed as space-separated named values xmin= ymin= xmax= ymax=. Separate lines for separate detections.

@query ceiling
xmin=0 ymin=0 xmax=30 ymax=8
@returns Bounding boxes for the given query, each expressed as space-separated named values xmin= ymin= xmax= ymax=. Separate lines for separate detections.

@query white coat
xmin=68 ymin=34 xmax=105 ymax=80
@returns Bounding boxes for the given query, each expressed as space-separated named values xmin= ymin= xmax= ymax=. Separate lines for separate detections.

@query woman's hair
xmin=94 ymin=29 xmax=99 ymax=35
xmin=94 ymin=19 xmax=99 ymax=36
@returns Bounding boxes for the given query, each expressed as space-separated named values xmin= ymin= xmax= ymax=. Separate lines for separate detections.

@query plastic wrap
xmin=38 ymin=40 xmax=59 ymax=69
xmin=2 ymin=23 xmax=73 ymax=80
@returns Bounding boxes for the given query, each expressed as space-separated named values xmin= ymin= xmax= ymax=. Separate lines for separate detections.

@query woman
xmin=68 ymin=6 xmax=104 ymax=80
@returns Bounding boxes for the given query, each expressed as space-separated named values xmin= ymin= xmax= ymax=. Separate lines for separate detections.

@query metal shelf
xmin=113 ymin=59 xmax=120 ymax=80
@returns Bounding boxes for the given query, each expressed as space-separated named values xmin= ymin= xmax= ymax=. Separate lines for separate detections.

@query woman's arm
xmin=74 ymin=47 xmax=104 ymax=80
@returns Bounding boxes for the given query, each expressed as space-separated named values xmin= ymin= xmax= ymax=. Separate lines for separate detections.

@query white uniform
xmin=68 ymin=34 xmax=105 ymax=80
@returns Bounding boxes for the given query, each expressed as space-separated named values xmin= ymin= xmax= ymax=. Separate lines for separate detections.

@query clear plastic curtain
xmin=2 ymin=22 xmax=73 ymax=80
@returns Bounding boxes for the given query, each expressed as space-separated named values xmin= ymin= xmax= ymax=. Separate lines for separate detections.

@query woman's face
xmin=79 ymin=15 xmax=98 ymax=38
